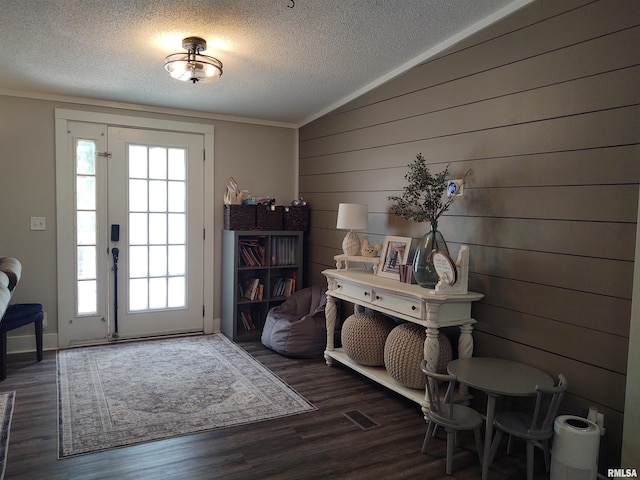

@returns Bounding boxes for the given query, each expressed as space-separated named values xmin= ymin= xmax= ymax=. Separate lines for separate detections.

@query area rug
xmin=57 ymin=334 xmax=315 ymax=458
xmin=0 ymin=391 xmax=15 ymax=480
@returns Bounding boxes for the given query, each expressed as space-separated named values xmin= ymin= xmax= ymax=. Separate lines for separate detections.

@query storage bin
xmin=256 ymin=205 xmax=284 ymax=230
xmin=224 ymin=205 xmax=256 ymax=230
xmin=284 ymin=205 xmax=310 ymax=231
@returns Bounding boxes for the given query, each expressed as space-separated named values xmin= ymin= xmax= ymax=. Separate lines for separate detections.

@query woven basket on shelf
xmin=256 ymin=205 xmax=284 ymax=230
xmin=223 ymin=205 xmax=256 ymax=230
xmin=284 ymin=205 xmax=310 ymax=231
xmin=384 ymin=323 xmax=452 ymax=390
xmin=341 ymin=312 xmax=396 ymax=366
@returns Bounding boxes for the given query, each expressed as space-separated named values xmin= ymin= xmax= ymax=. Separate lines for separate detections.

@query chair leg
xmin=446 ymin=430 xmax=454 ymax=475
xmin=422 ymin=421 xmax=435 ymax=453
xmin=0 ymin=331 xmax=6 ymax=381
xmin=473 ymin=427 xmax=484 ymax=466
xmin=35 ymin=318 xmax=43 ymax=362
xmin=488 ymin=429 xmax=503 ymax=466
xmin=542 ymin=439 xmax=551 ymax=472
xmin=526 ymin=441 xmax=534 ymax=480
xmin=507 ymin=434 xmax=514 ymax=455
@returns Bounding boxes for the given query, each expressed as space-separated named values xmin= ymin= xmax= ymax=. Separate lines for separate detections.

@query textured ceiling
xmin=0 ymin=0 xmax=528 ymax=126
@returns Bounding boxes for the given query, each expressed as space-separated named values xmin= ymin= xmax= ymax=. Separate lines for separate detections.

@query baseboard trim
xmin=6 ymin=332 xmax=58 ymax=354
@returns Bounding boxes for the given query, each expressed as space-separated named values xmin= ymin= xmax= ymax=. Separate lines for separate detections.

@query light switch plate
xmin=30 ymin=216 xmax=46 ymax=231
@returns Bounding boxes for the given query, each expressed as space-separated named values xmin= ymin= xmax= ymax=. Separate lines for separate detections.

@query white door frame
xmin=55 ymin=109 xmax=215 ymax=348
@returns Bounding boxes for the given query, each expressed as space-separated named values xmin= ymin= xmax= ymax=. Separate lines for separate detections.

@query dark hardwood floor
xmin=0 ymin=339 xmax=547 ymax=479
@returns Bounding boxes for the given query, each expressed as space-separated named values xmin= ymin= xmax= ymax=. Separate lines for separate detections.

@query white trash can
xmin=550 ymin=415 xmax=600 ymax=480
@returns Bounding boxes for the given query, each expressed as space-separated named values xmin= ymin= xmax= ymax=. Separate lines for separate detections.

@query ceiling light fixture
xmin=164 ymin=36 xmax=223 ymax=84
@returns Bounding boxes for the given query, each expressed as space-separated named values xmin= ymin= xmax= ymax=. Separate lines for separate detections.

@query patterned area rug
xmin=57 ymin=334 xmax=315 ymax=458
xmin=0 ymin=391 xmax=15 ymax=480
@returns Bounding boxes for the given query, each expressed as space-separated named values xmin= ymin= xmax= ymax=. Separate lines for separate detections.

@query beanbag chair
xmin=261 ymin=285 xmax=327 ymax=358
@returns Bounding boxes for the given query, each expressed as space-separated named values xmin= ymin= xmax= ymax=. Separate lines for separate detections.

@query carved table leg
xmin=324 ymin=294 xmax=337 ymax=365
xmin=424 ymin=327 xmax=441 ymax=374
xmin=422 ymin=326 xmax=441 ymax=418
xmin=457 ymin=322 xmax=475 ymax=398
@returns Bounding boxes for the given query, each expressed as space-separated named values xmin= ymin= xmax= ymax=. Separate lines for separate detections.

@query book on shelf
xmin=238 ymin=238 xmax=266 ymax=266
xmin=251 ymin=305 xmax=262 ymax=330
xmin=239 ymin=311 xmax=255 ymax=331
xmin=270 ymin=236 xmax=297 ymax=266
xmin=271 ymin=271 xmax=296 ymax=298
xmin=239 ymin=311 xmax=249 ymax=330
xmin=238 ymin=306 xmax=262 ymax=332
xmin=282 ymin=277 xmax=294 ymax=297
xmin=240 ymin=277 xmax=262 ymax=301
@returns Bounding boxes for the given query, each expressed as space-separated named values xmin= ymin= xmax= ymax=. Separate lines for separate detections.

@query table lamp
xmin=336 ymin=203 xmax=368 ymax=255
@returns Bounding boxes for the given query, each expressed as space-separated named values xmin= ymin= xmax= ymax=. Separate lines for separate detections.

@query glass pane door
xmin=108 ymin=127 xmax=204 ymax=339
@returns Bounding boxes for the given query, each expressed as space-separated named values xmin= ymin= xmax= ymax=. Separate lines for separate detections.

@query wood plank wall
xmin=299 ymin=0 xmax=640 ymax=468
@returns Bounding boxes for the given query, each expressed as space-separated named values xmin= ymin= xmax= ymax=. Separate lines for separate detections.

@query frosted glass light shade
xmin=164 ymin=37 xmax=223 ymax=84
xmin=337 ymin=203 xmax=368 ymax=255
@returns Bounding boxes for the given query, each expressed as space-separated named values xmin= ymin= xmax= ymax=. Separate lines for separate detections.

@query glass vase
xmin=412 ymin=221 xmax=448 ymax=289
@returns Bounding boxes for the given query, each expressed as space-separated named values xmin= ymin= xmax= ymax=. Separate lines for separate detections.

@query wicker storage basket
xmin=284 ymin=205 xmax=310 ymax=231
xmin=224 ymin=205 xmax=256 ymax=230
xmin=256 ymin=205 xmax=284 ymax=230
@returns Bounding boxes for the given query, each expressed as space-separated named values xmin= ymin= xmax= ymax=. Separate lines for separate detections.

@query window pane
xmin=125 ymin=142 xmax=189 ymax=314
xmin=168 ymin=245 xmax=185 ymax=275
xmin=129 ymin=213 xmax=148 ymax=245
xmin=77 ymin=280 xmax=97 ymax=315
xmin=149 ymin=180 xmax=167 ymax=212
xmin=129 ymin=179 xmax=148 ymax=212
xmin=129 ymin=145 xmax=147 ymax=178
xmin=168 ymin=181 xmax=185 ymax=213
xmin=129 ymin=246 xmax=148 ymax=278
xmin=168 ymin=149 xmax=186 ymax=180
xmin=76 ymin=140 xmax=95 ymax=175
xmin=168 ymin=214 xmax=185 ymax=244
xmin=77 ymin=176 xmax=96 ymax=210
xmin=149 ymin=147 xmax=167 ymax=179
xmin=149 ymin=245 xmax=167 ymax=276
xmin=149 ymin=277 xmax=167 ymax=309
xmin=129 ymin=279 xmax=148 ymax=311
xmin=77 ymin=246 xmax=96 ymax=280
xmin=149 ymin=213 xmax=167 ymax=245
xmin=77 ymin=211 xmax=96 ymax=245
xmin=168 ymin=276 xmax=185 ymax=307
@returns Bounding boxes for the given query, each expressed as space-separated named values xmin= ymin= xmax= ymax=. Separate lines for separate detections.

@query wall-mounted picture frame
xmin=377 ymin=236 xmax=412 ymax=280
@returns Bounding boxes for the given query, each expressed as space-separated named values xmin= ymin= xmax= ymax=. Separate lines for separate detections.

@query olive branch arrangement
xmin=388 ymin=153 xmax=470 ymax=225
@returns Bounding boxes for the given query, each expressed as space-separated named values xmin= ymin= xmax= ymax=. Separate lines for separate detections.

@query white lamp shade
xmin=336 ymin=203 xmax=368 ymax=230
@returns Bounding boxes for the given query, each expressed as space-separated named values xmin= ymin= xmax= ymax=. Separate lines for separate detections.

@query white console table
xmin=322 ymin=268 xmax=483 ymax=411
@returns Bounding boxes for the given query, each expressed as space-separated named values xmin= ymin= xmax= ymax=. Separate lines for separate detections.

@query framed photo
xmin=377 ymin=236 xmax=412 ymax=280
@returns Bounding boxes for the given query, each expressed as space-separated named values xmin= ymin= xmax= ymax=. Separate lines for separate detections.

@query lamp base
xmin=342 ymin=230 xmax=361 ymax=256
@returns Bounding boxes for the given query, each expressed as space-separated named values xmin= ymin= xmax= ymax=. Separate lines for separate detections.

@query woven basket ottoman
xmin=341 ymin=312 xmax=396 ymax=366
xmin=384 ymin=323 xmax=452 ymax=389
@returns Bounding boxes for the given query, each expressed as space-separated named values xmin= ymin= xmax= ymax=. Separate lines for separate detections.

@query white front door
xmin=57 ymin=121 xmax=204 ymax=347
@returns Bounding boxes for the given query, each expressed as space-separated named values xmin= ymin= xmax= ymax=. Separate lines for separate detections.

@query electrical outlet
xmin=30 ymin=216 xmax=46 ymax=230
xmin=447 ymin=180 xmax=464 ymax=197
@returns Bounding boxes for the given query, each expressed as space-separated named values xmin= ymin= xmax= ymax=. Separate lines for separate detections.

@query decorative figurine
xmin=360 ymin=237 xmax=382 ymax=258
